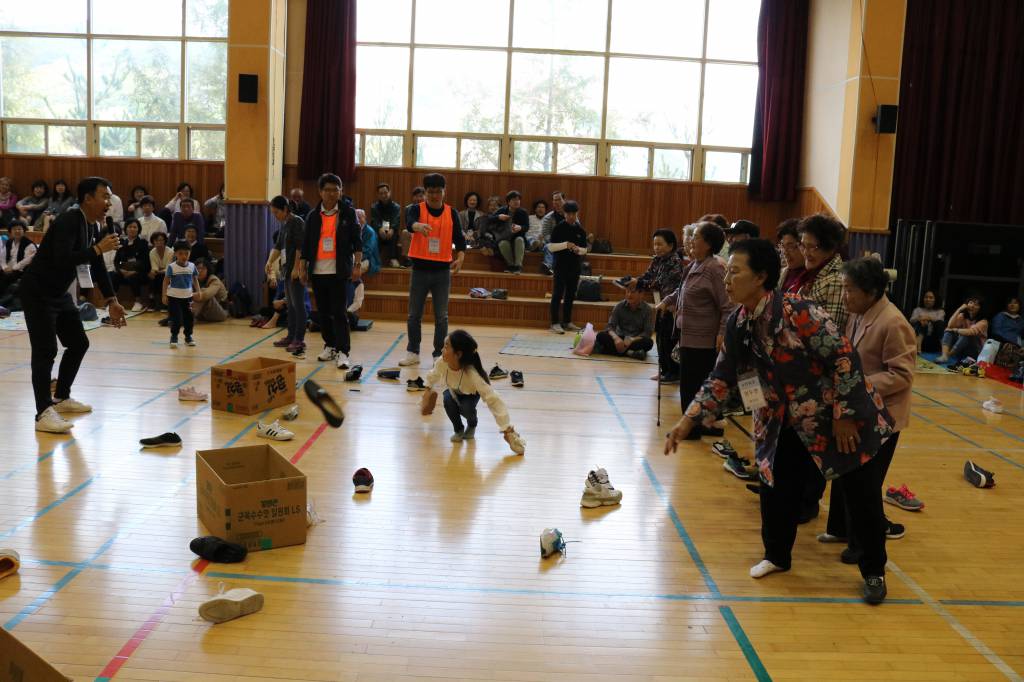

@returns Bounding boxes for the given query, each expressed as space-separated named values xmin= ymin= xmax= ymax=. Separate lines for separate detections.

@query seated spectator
xmin=204 ymin=184 xmax=226 ymax=235
xmin=908 ymin=290 xmax=945 ymax=353
xmin=289 ymin=187 xmax=312 ymax=218
xmin=0 ymin=177 xmax=18 ymax=227
xmin=148 ymin=232 xmax=172 ymax=311
xmin=490 ymin=190 xmax=529 ymax=274
xmin=540 ymin=191 xmax=567 ymax=275
xmin=169 ymin=198 xmax=206 ymax=241
xmin=624 ymin=228 xmax=684 ymax=382
xmin=938 ymin=295 xmax=988 ymax=364
xmin=106 ymin=190 xmax=125 ymax=230
xmin=0 ymin=223 xmax=37 ymax=303
xmin=137 ymin=195 xmax=167 ymax=241
xmin=526 ymin=199 xmax=547 ymax=251
xmin=991 ymin=297 xmax=1023 ymax=345
xmin=370 ymin=183 xmax=406 ymax=268
xmin=458 ymin=191 xmax=483 ymax=245
xmin=184 ymin=225 xmax=209 ymax=263
xmin=113 ymin=219 xmax=151 ymax=312
xmin=595 ymin=288 xmax=655 ymax=359
xmin=476 ymin=195 xmax=502 ymax=255
xmin=402 ymin=186 xmax=425 ymax=228
xmin=193 ymin=258 xmax=228 ymax=322
xmin=357 ymin=208 xmax=381 ymax=276
xmin=347 ymin=277 xmax=365 ymax=330
xmin=126 ymin=185 xmax=148 ymax=219
xmin=39 ymin=179 xmax=75 ymax=232
xmin=165 ymin=181 xmax=196 ymax=215
xmin=16 ymin=180 xmax=49 ymax=228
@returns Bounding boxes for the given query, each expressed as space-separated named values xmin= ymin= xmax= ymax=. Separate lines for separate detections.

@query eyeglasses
xmin=778 ymin=242 xmax=801 ymax=253
xmin=798 ymin=241 xmax=822 ymax=254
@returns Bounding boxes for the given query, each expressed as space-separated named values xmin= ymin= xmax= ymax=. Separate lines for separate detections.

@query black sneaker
xmin=863 ymin=576 xmax=887 ymax=605
xmin=344 ymin=364 xmax=363 ymax=382
xmin=489 ymin=365 xmax=509 ymax=380
xmin=540 ymin=263 xmax=552 ymax=276
xmin=963 ymin=460 xmax=995 ymax=488
xmin=352 ymin=467 xmax=374 ymax=493
xmin=711 ymin=439 xmax=737 ymax=458
xmin=886 ymin=520 xmax=906 ymax=539
xmin=377 ymin=368 xmax=401 ymax=380
xmin=510 ymin=370 xmax=524 ymax=387
xmin=158 ymin=317 xmax=170 ymax=327
xmin=139 ymin=432 xmax=182 ymax=448
xmin=190 ymin=536 xmax=247 ymax=563
xmin=723 ymin=455 xmax=756 ymax=480
xmin=659 ymin=374 xmax=680 ymax=384
xmin=406 ymin=377 xmax=426 ymax=392
xmin=303 ymin=379 xmax=345 ymax=428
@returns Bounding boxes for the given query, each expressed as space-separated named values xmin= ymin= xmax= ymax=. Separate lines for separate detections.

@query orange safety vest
xmin=315 ymin=212 xmax=338 ymax=263
xmin=407 ymin=202 xmax=454 ymax=262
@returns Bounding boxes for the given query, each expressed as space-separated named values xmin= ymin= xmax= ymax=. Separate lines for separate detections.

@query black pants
xmin=655 ymin=309 xmax=679 ymax=378
xmin=761 ymin=427 xmax=887 ymax=578
xmin=148 ymin=273 xmax=164 ymax=309
xmin=678 ymin=346 xmax=718 ymax=413
xmin=550 ymin=268 xmax=579 ymax=325
xmin=112 ymin=271 xmax=147 ymax=299
xmin=311 ymin=274 xmax=351 ymax=355
xmin=21 ymin=279 xmax=89 ymax=416
xmin=594 ymin=331 xmax=654 ymax=356
xmin=443 ymin=389 xmax=480 ymax=432
xmin=167 ymin=297 xmax=194 ymax=340
xmin=826 ymin=432 xmax=899 ymax=539
xmin=0 ymin=270 xmax=23 ymax=298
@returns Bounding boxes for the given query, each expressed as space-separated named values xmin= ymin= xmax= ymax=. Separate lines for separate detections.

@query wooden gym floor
xmin=0 ymin=317 xmax=1022 ymax=681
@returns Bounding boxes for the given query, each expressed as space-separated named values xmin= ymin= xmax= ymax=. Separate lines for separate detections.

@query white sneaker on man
xmin=256 ymin=420 xmax=294 ymax=441
xmin=131 ymin=302 xmax=145 ymax=313
xmin=336 ymin=352 xmax=350 ymax=369
xmin=398 ymin=352 xmax=420 ymax=366
xmin=53 ymin=397 xmax=92 ymax=414
xmin=550 ymin=324 xmax=565 ymax=334
xmin=317 ymin=346 xmax=337 ymax=362
xmin=35 ymin=407 xmax=72 ymax=433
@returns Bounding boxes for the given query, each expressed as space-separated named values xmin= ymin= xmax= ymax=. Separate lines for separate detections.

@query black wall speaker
xmin=238 ymin=74 xmax=258 ymax=103
xmin=874 ymin=104 xmax=898 ymax=134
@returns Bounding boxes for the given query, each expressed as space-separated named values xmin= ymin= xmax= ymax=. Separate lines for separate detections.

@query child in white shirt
xmin=162 ymin=240 xmax=201 ymax=348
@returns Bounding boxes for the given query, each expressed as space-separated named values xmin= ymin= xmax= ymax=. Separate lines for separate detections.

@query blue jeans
xmin=542 ymin=243 xmax=554 ymax=270
xmin=443 ymin=389 xmax=479 ymax=433
xmin=286 ymin=277 xmax=307 ymax=344
xmin=407 ymin=266 xmax=450 ymax=357
xmin=941 ymin=330 xmax=983 ymax=361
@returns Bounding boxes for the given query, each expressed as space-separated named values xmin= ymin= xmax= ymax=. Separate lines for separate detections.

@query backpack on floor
xmin=228 ymin=282 xmax=252 ymax=318
xmin=576 ymin=276 xmax=603 ymax=302
xmin=994 ymin=342 xmax=1023 ymax=369
xmin=590 ymin=239 xmax=613 ymax=254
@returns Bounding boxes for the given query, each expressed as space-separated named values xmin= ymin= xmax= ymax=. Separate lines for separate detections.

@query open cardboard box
xmin=0 ymin=627 xmax=73 ymax=681
xmin=210 ymin=357 xmax=296 ymax=415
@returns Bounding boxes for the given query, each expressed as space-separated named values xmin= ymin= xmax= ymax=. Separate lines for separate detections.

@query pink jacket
xmin=846 ymin=295 xmax=916 ymax=432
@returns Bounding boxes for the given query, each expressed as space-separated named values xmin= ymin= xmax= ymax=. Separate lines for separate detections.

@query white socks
xmin=749 ymin=559 xmax=786 ymax=579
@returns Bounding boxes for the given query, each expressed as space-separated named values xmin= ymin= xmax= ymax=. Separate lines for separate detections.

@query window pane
xmin=513 ymin=140 xmax=552 ymax=172
xmin=186 ymin=42 xmax=227 ymax=124
xmin=187 ymin=0 xmax=228 ymax=37
xmin=653 ymin=148 xmax=692 ymax=180
xmin=92 ymin=40 xmax=181 ymax=122
xmin=141 ymin=128 xmax=179 ymax=158
xmin=704 ymin=150 xmax=746 ymax=182
xmin=415 ymin=136 xmax=456 ymax=167
xmin=92 ymin=0 xmax=182 ymax=36
xmin=607 ymin=58 xmax=701 ymax=143
xmin=513 ymin=0 xmax=607 ymax=51
xmin=365 ymin=134 xmax=404 ymax=166
xmin=5 ymin=124 xmax=45 ymax=154
xmin=509 ymin=53 xmax=604 ymax=138
xmin=190 ymin=128 xmax=225 ymax=160
xmin=700 ymin=63 xmax=758 ymax=147
xmin=460 ymin=139 xmax=500 ymax=170
xmin=0 ymin=37 xmax=87 ymax=119
xmin=356 ymin=46 xmax=409 ymax=129
xmin=357 ymin=0 xmax=412 ymax=43
xmin=48 ymin=125 xmax=87 ymax=155
xmin=557 ymin=143 xmax=596 ymax=175
xmin=0 ymin=0 xmax=86 ymax=33
xmin=354 ymin=133 xmax=363 ymax=163
xmin=414 ymin=0 xmax=508 ymax=47
xmin=99 ymin=126 xmax=137 ymax=156
xmin=707 ymin=0 xmax=760 ymax=62
xmin=412 ymin=49 xmax=506 ymax=133
xmin=610 ymin=146 xmax=649 ymax=177
xmin=610 ymin=0 xmax=704 ymax=58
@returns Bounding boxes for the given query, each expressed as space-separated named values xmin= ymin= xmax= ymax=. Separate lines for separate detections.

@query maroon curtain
xmin=297 ymin=0 xmax=357 ymax=182
xmin=747 ymin=0 xmax=809 ymax=202
xmin=890 ymin=0 xmax=1024 ymax=225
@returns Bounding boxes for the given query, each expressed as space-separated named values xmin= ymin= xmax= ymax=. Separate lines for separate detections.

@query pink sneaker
xmin=273 ymin=337 xmax=292 ymax=348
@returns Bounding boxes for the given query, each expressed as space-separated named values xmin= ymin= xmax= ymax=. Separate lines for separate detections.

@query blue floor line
xmin=719 ymin=606 xmax=772 ymax=681
xmin=914 ymin=389 xmax=1024 ymax=447
xmin=361 ymin=333 xmax=405 ymax=384
xmin=912 ymin=411 xmax=1024 ymax=471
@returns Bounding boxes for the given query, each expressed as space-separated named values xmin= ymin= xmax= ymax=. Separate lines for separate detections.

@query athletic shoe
xmin=303 ymin=379 xmax=345 ymax=428
xmin=539 ymin=263 xmax=553 ymax=276
xmin=398 ymin=352 xmax=420 ymax=366
xmin=317 ymin=346 xmax=337 ymax=362
xmin=131 ymin=301 xmax=144 ymax=313
xmin=199 ymin=586 xmax=264 ymax=624
xmin=462 ymin=426 xmax=476 ymax=440
xmin=563 ymin=323 xmax=581 ymax=332
xmin=139 ymin=432 xmax=182 ymax=448
xmin=280 ymin=404 xmax=300 ymax=421
xmin=53 ymin=397 xmax=92 ymax=414
xmin=550 ymin=323 xmax=565 ymax=334
xmin=489 ymin=365 xmax=509 ymax=380
xmin=982 ymin=397 xmax=1004 ymax=413
xmin=723 ymin=455 xmax=756 ymax=480
xmin=504 ymin=427 xmax=525 ymax=455
xmin=158 ymin=317 xmax=170 ymax=327
xmin=273 ymin=337 xmax=292 ymax=348
xmin=35 ymin=407 xmax=72 ymax=433
xmin=863 ymin=576 xmax=887 ymax=605
xmin=711 ymin=439 xmax=737 ymax=459
xmin=613 ymin=275 xmax=632 ymax=289
xmin=450 ymin=430 xmax=466 ymax=443
xmin=886 ymin=521 xmax=906 ymax=539
xmin=178 ymin=385 xmax=208 ymax=401
xmin=336 ymin=352 xmax=351 ymax=369
xmin=185 ymin=337 xmax=196 ymax=347
xmin=750 ymin=560 xmax=786 ymax=578
xmin=189 ymin=536 xmax=247 ymax=563
xmin=0 ymin=548 xmax=21 ymax=580
xmin=626 ymin=349 xmax=647 ymax=360
xmin=964 ymin=460 xmax=995 ymax=488
xmin=291 ymin=346 xmax=306 ymax=359
xmin=885 ymin=484 xmax=924 ymax=511
xmin=352 ymin=467 xmax=374 ymax=493
xmin=286 ymin=341 xmax=305 ymax=353
xmin=256 ymin=420 xmax=294 ymax=441
xmin=377 ymin=368 xmax=401 ymax=381
xmin=816 ymin=533 xmax=847 ymax=543
xmin=510 ymin=370 xmax=524 ymax=387
xmin=344 ymin=365 xmax=363 ymax=382
xmin=169 ymin=340 xmax=178 ymax=349
xmin=389 ymin=258 xmax=401 ymax=268
xmin=406 ymin=377 xmax=426 ymax=392
xmin=580 ymin=468 xmax=622 ymax=507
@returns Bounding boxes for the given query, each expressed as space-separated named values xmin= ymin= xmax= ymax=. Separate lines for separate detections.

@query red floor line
xmin=95 ymin=559 xmax=210 ymax=680
xmin=291 ymin=422 xmax=328 ymax=464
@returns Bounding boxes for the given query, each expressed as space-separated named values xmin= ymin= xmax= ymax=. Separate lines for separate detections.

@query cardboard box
xmin=211 ymin=357 xmax=296 ymax=415
xmin=196 ymin=444 xmax=307 ymax=552
xmin=0 ymin=627 xmax=73 ymax=681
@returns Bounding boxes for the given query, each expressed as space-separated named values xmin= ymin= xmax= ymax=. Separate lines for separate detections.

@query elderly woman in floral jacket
xmin=665 ymin=239 xmax=895 ymax=605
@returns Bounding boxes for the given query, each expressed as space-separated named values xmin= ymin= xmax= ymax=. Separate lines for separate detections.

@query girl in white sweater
xmin=421 ymin=330 xmax=525 ymax=454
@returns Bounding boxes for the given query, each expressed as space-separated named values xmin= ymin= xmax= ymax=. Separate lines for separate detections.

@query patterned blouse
xmin=799 ymin=253 xmax=848 ymax=331
xmin=685 ymin=291 xmax=894 ymax=485
xmin=634 ymin=250 xmax=684 ymax=299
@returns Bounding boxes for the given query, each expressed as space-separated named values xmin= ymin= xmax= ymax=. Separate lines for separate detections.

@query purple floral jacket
xmin=685 ymin=292 xmax=894 ymax=484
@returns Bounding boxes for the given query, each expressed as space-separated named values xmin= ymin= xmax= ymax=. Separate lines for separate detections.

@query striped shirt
xmin=166 ymin=260 xmax=197 ymax=298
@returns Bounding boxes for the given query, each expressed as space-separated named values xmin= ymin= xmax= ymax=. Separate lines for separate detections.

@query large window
xmin=0 ymin=0 xmax=227 ymax=160
xmin=355 ymin=0 xmax=760 ymax=182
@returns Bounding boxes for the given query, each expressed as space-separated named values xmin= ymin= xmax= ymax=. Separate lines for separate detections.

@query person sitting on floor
xmin=990 ymin=297 xmax=1023 ymax=346
xmin=937 ymin=295 xmax=988 ymax=364
xmin=489 ymin=190 xmax=530 ymax=274
xmin=908 ymin=290 xmax=945 ymax=353
xmin=595 ymin=288 xmax=655 ymax=359
xmin=193 ymin=258 xmax=228 ymax=322
xmin=0 ymin=177 xmax=19 ymax=227
xmin=0 ymin=223 xmax=37 ymax=306
xmin=113 ymin=219 xmax=151 ymax=312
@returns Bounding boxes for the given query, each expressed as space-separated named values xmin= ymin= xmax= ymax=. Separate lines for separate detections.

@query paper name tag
xmin=428 ymin=237 xmax=441 ymax=254
xmin=738 ymin=370 xmax=767 ymax=411
xmin=76 ymin=263 xmax=95 ymax=289
xmin=321 ymin=237 xmax=334 ymax=252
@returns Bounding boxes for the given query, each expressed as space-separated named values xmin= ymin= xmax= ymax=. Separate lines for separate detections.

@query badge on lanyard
xmin=737 ymin=370 xmax=767 ymax=411
xmin=322 ymin=236 xmax=334 ymax=253
xmin=76 ymin=263 xmax=95 ymax=289
xmin=428 ymin=237 xmax=441 ymax=254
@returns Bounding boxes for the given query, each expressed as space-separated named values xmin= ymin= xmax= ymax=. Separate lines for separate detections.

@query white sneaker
xmin=580 ymin=467 xmax=622 ymax=507
xmin=256 ymin=420 xmax=294 ymax=441
xmin=199 ymin=586 xmax=264 ymax=624
xmin=389 ymin=259 xmax=401 ymax=268
xmin=505 ymin=428 xmax=525 ymax=455
xmin=550 ymin=324 xmax=565 ymax=334
xmin=131 ymin=302 xmax=144 ymax=313
xmin=982 ymin=397 xmax=1004 ymax=414
xmin=564 ymin=323 xmax=581 ymax=332
xmin=178 ymin=385 xmax=208 ymax=401
xmin=53 ymin=397 xmax=92 ymax=414
xmin=398 ymin=352 xmax=420 ymax=366
xmin=336 ymin=352 xmax=350 ymax=369
xmin=750 ymin=560 xmax=785 ymax=578
xmin=35 ymin=407 xmax=72 ymax=433
xmin=317 ymin=346 xmax=337 ymax=362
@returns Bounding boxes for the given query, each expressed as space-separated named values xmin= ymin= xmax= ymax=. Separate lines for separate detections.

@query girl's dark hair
xmin=448 ymin=329 xmax=489 ymax=384
xmin=150 ymin=231 xmax=168 ymax=245
xmin=463 ymin=191 xmax=481 ymax=208
xmin=1006 ymin=296 xmax=1021 ymax=310
xmin=270 ymin=195 xmax=290 ymax=211
xmin=531 ymin=199 xmax=548 ymax=214
xmin=775 ymin=218 xmax=800 ymax=242
xmin=964 ymin=294 xmax=985 ymax=320
xmin=696 ymin=221 xmax=725 ymax=255
xmin=52 ymin=179 xmax=71 ymax=200
xmin=921 ymin=290 xmax=939 ymax=307
xmin=176 ymin=181 xmax=194 ymax=195
xmin=797 ymin=213 xmax=846 ymax=253
xmin=840 ymin=257 xmax=889 ymax=301
xmin=31 ymin=179 xmax=49 ymax=193
xmin=652 ymin=228 xmax=677 ymax=249
xmin=130 ymin=184 xmax=148 ymax=197
xmin=124 ymin=218 xmax=141 ymax=233
xmin=729 ymin=239 xmax=781 ymax=291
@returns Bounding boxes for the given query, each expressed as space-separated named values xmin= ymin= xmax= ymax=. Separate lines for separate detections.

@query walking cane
xmin=656 ymin=371 xmax=661 ymax=426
